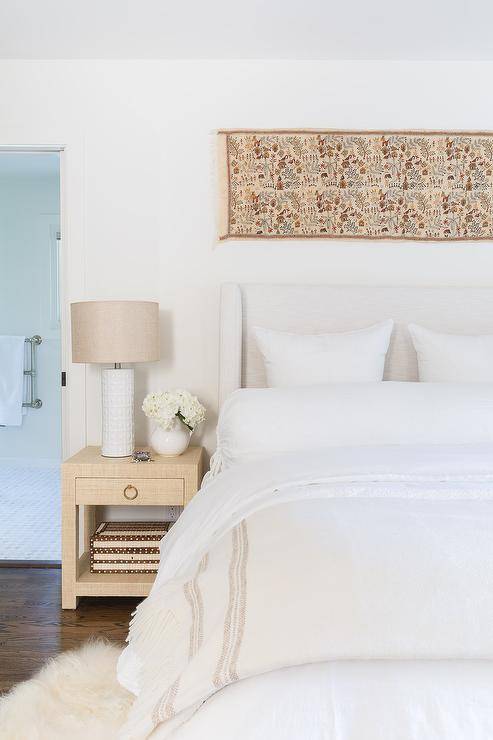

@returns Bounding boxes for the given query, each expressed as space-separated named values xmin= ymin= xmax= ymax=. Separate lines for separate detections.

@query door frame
xmin=0 ymin=144 xmax=86 ymax=460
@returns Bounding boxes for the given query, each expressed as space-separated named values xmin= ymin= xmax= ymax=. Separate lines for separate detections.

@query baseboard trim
xmin=0 ymin=560 xmax=61 ymax=568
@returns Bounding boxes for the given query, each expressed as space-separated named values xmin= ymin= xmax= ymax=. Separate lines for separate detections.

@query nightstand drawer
xmin=75 ymin=477 xmax=184 ymax=506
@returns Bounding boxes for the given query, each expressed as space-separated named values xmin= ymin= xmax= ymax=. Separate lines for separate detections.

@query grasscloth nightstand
xmin=61 ymin=446 xmax=204 ymax=609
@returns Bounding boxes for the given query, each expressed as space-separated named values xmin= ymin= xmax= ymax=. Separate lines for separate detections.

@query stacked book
xmin=90 ymin=521 xmax=172 ymax=574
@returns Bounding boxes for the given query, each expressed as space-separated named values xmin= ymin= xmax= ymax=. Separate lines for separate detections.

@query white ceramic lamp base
xmin=101 ymin=367 xmax=134 ymax=457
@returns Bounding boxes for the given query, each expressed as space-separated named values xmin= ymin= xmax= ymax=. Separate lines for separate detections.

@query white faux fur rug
xmin=0 ymin=641 xmax=133 ymax=740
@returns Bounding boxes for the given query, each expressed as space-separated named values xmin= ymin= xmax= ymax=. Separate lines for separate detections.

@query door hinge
xmin=61 ymin=371 xmax=67 ymax=387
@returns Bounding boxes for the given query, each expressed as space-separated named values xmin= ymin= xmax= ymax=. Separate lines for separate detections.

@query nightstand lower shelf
xmin=75 ymin=552 xmax=155 ymax=599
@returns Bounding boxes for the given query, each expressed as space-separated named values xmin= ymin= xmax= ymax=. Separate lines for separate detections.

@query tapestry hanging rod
xmin=24 ymin=335 xmax=42 ymax=409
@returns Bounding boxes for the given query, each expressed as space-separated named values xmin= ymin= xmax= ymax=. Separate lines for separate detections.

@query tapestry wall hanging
xmin=217 ymin=130 xmax=493 ymax=242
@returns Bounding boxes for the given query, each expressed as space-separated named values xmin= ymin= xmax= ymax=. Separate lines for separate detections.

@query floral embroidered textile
xmin=217 ymin=130 xmax=493 ymax=241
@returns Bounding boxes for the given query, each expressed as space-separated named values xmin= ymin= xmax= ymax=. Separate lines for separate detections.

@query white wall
xmin=1 ymin=60 xmax=492 ymax=456
xmin=0 ymin=165 xmax=61 ymax=460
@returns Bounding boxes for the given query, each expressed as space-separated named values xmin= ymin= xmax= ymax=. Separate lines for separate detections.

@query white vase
xmin=151 ymin=418 xmax=191 ymax=456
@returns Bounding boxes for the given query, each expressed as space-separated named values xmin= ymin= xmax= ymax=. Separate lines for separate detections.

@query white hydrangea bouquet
xmin=142 ymin=389 xmax=206 ymax=456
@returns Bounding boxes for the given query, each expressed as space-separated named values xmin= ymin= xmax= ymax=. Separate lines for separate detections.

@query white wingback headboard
xmin=218 ymin=283 xmax=493 ymax=406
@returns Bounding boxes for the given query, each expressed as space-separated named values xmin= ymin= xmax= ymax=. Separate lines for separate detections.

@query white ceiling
xmin=0 ymin=0 xmax=492 ymax=61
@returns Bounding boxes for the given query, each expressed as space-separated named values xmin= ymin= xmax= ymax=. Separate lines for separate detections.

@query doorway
xmin=0 ymin=151 xmax=62 ymax=562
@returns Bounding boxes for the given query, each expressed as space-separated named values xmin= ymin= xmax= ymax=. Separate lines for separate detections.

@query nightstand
xmin=61 ymin=446 xmax=204 ymax=609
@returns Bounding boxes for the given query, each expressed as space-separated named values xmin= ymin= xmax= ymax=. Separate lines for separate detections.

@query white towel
xmin=0 ymin=336 xmax=26 ymax=426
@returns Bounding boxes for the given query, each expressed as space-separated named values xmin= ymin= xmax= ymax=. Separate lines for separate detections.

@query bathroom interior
xmin=0 ymin=151 xmax=61 ymax=562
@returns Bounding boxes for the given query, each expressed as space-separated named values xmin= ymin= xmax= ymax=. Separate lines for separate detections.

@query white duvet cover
xmin=162 ymin=661 xmax=493 ymax=740
xmin=119 ymin=444 xmax=493 ymax=739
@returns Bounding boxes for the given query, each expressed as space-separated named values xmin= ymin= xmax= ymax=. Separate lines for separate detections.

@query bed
xmin=118 ymin=284 xmax=493 ymax=740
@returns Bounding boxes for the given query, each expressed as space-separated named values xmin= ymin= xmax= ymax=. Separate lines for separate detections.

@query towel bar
xmin=23 ymin=335 xmax=42 ymax=409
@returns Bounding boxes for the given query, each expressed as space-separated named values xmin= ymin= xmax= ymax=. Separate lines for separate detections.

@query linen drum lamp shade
xmin=71 ymin=301 xmax=159 ymax=364
xmin=71 ymin=301 xmax=159 ymax=457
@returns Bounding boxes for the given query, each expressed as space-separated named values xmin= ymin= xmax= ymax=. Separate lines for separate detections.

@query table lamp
xmin=71 ymin=300 xmax=159 ymax=457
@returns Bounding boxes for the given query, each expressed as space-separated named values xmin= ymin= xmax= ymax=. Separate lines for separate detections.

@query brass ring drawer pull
xmin=123 ymin=484 xmax=138 ymax=500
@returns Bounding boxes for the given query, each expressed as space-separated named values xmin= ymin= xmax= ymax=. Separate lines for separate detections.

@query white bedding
xmin=153 ymin=660 xmax=493 ymax=740
xmin=119 ymin=444 xmax=493 ymax=739
xmin=208 ymin=384 xmax=493 ymax=477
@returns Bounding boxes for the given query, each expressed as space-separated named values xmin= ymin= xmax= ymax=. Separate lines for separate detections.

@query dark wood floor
xmin=0 ymin=567 xmax=140 ymax=693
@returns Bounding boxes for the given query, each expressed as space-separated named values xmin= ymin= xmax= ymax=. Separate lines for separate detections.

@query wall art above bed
xmin=217 ymin=130 xmax=493 ymax=242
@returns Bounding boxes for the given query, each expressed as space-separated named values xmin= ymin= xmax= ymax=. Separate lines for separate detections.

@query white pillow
xmin=409 ymin=324 xmax=493 ymax=382
xmin=253 ymin=320 xmax=393 ymax=387
xmin=209 ymin=382 xmax=493 ymax=474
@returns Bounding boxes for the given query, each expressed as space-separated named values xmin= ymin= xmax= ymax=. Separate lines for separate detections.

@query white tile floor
xmin=0 ymin=462 xmax=60 ymax=560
